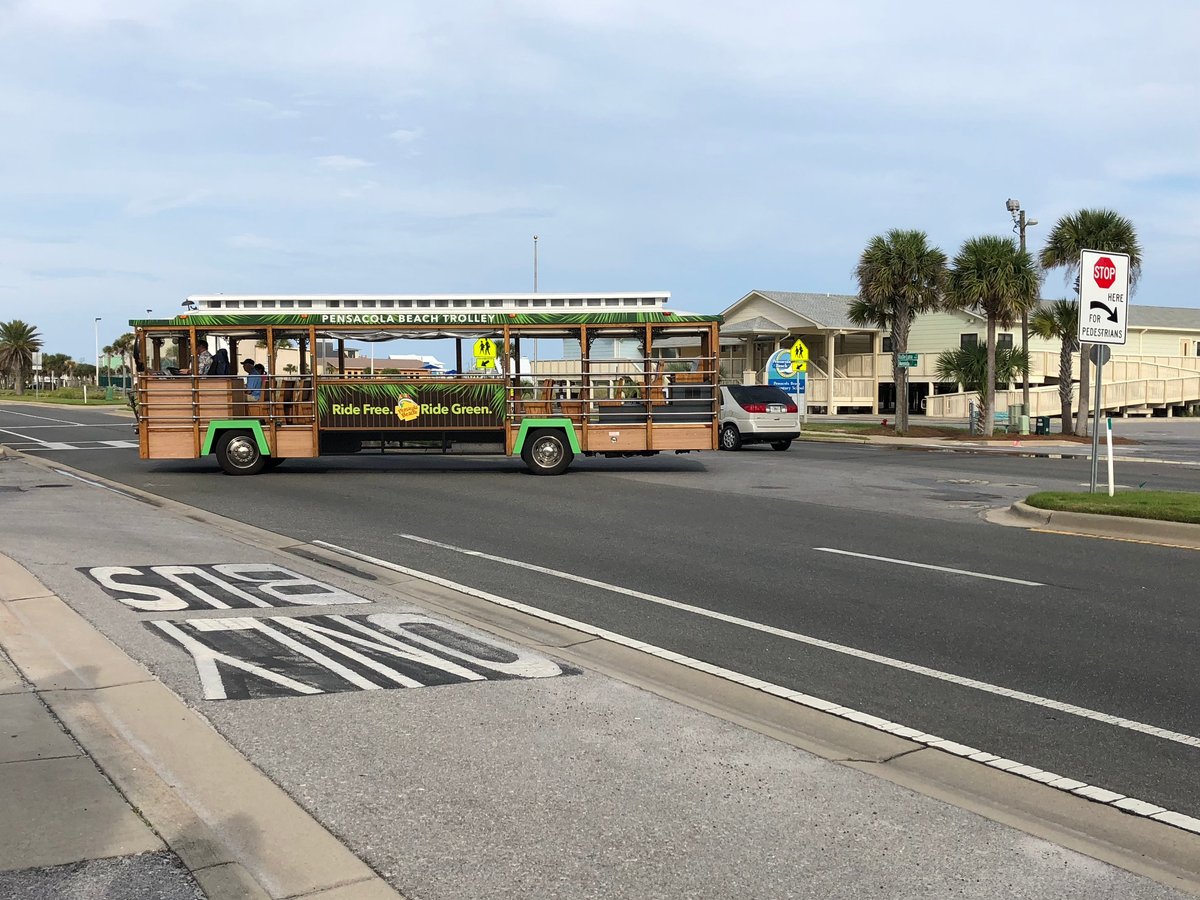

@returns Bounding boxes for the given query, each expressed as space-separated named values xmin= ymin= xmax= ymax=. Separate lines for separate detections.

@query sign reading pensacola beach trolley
xmin=1077 ymin=249 xmax=1130 ymax=346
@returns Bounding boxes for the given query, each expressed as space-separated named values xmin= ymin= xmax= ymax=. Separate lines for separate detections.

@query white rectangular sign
xmin=1077 ymin=249 xmax=1129 ymax=346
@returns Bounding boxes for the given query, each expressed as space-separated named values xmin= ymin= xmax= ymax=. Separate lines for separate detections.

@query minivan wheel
xmin=771 ymin=440 xmax=792 ymax=451
xmin=720 ymin=423 xmax=742 ymax=451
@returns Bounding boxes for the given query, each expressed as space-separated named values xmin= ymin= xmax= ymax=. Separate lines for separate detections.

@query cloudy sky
xmin=2 ymin=0 xmax=1197 ymax=360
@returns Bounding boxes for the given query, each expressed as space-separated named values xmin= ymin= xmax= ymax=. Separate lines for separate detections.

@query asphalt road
xmin=3 ymin=401 xmax=1199 ymax=822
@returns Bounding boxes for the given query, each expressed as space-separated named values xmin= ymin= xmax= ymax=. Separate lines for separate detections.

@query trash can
xmin=105 ymin=385 xmax=114 ymax=401
xmin=1035 ymin=416 xmax=1050 ymax=435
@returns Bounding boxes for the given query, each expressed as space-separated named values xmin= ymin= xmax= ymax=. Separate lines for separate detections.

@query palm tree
xmin=935 ymin=344 xmax=1029 ymax=429
xmin=1039 ymin=209 xmax=1142 ymax=435
xmin=947 ymin=236 xmax=1040 ymax=436
xmin=1030 ymin=300 xmax=1079 ymax=434
xmin=849 ymin=229 xmax=948 ymax=435
xmin=0 ymin=320 xmax=44 ymax=395
xmin=110 ymin=332 xmax=137 ymax=389
xmin=283 ymin=363 xmax=298 ymax=375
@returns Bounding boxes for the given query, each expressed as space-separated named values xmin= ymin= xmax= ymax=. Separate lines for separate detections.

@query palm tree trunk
xmin=894 ymin=319 xmax=910 ymax=435
xmin=983 ymin=317 xmax=997 ymax=436
xmin=1058 ymin=339 xmax=1074 ymax=434
xmin=1075 ymin=347 xmax=1091 ymax=436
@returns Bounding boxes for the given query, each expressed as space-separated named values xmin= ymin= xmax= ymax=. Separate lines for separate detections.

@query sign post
xmin=768 ymin=349 xmax=806 ymax=425
xmin=789 ymin=339 xmax=809 ymax=426
xmin=1078 ymin=250 xmax=1129 ymax=493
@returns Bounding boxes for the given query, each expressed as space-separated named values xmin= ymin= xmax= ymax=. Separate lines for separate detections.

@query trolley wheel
xmin=521 ymin=428 xmax=573 ymax=476
xmin=215 ymin=430 xmax=266 ymax=476
xmin=771 ymin=440 xmax=792 ymax=451
xmin=720 ymin=423 xmax=743 ymax=451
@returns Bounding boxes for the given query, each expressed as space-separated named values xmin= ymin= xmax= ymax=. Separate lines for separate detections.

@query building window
xmin=997 ymin=333 xmax=1013 ymax=350
xmin=882 ymin=336 xmax=894 ymax=353
xmin=960 ymin=334 xmax=978 ymax=349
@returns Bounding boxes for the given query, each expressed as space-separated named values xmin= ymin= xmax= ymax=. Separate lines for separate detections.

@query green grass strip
xmin=1026 ymin=490 xmax=1200 ymax=525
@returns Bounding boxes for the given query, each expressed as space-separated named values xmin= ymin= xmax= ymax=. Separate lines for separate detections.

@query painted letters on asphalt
xmin=82 ymin=564 xmax=371 ymax=611
xmin=148 ymin=613 xmax=568 ymax=700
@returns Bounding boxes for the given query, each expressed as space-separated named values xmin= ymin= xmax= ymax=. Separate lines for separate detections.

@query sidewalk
xmin=0 ymin=643 xmax=203 ymax=900
xmin=1 ymin=451 xmax=1198 ymax=899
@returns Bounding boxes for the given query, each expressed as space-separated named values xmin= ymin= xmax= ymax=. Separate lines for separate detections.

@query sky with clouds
xmin=1 ymin=0 xmax=1198 ymax=359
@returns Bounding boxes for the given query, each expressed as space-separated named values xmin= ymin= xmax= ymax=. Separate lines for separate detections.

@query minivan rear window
xmin=727 ymin=385 xmax=793 ymax=405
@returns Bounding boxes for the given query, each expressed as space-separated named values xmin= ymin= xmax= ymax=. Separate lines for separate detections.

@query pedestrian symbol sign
xmin=474 ymin=336 xmax=499 ymax=371
xmin=789 ymin=338 xmax=808 ymax=372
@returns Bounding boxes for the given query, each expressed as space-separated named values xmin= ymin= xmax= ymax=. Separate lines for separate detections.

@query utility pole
xmin=533 ymin=235 xmax=539 ymax=292
xmin=94 ymin=317 xmax=102 ymax=388
xmin=1006 ymin=199 xmax=1038 ymax=425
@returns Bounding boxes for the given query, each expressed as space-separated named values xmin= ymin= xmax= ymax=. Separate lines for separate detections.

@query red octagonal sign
xmin=1093 ymin=256 xmax=1117 ymax=289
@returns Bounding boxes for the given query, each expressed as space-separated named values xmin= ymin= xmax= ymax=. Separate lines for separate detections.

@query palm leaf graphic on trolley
xmin=316 ymin=381 xmax=505 ymax=418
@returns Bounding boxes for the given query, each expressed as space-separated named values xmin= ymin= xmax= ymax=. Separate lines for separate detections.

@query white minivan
xmin=718 ymin=385 xmax=801 ymax=451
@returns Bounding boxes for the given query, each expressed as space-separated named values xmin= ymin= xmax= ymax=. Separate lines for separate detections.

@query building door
xmin=908 ymin=381 xmax=930 ymax=415
xmin=878 ymin=382 xmax=896 ymax=414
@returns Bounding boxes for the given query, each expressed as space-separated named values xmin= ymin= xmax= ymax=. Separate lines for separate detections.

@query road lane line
xmin=310 ymin=538 xmax=1200 ymax=837
xmin=50 ymin=468 xmax=143 ymax=500
xmin=4 ymin=423 xmax=112 ymax=429
xmin=0 ymin=426 xmax=50 ymax=444
xmin=0 ymin=408 xmax=85 ymax=424
xmin=813 ymin=548 xmax=1044 ymax=586
xmin=379 ymin=533 xmax=1196 ymax=751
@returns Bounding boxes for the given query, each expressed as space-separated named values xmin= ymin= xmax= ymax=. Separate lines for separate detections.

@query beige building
xmin=720 ymin=290 xmax=1200 ymax=419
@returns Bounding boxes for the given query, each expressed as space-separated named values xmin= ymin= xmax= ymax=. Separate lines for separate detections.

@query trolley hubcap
xmin=227 ymin=436 xmax=258 ymax=468
xmin=532 ymin=437 xmax=563 ymax=468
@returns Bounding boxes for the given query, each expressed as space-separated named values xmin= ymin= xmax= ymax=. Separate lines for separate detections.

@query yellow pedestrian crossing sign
xmin=474 ymin=336 xmax=499 ymax=371
xmin=789 ymin=338 xmax=809 ymax=372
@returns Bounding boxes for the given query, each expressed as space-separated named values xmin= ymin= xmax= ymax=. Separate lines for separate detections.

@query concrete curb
xmin=0 ymin=554 xmax=405 ymax=900
xmin=1010 ymin=501 xmax=1200 ymax=548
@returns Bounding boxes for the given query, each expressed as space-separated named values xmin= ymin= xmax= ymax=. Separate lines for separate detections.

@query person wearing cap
xmin=242 ymin=358 xmax=263 ymax=401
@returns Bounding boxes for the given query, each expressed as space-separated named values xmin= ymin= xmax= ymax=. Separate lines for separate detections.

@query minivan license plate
xmin=767 ymin=404 xmax=785 ymax=413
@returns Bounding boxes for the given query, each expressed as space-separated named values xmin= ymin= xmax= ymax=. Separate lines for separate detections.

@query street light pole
xmin=94 ymin=317 xmax=102 ymax=388
xmin=1006 ymin=199 xmax=1038 ymax=423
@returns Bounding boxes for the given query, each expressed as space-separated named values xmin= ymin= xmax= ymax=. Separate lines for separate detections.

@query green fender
xmin=513 ymin=418 xmax=580 ymax=456
xmin=201 ymin=420 xmax=271 ymax=456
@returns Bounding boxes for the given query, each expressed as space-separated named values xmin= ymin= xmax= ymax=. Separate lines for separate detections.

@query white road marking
xmin=50 ymin=468 xmax=142 ymax=500
xmin=0 ymin=408 xmax=84 ymax=424
xmin=3 ymin=423 xmax=119 ymax=430
xmin=813 ymin=547 xmax=1044 ymax=586
xmin=0 ymin=427 xmax=49 ymax=444
xmin=8 ymin=440 xmax=138 ymax=451
xmin=311 ymin=538 xmax=1200 ymax=837
xmin=386 ymin=533 xmax=1194 ymax=749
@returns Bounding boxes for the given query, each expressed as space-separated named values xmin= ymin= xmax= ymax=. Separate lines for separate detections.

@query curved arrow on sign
xmin=1089 ymin=300 xmax=1119 ymax=323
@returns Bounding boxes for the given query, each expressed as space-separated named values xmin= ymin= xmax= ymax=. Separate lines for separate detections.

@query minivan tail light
xmin=785 ymin=402 xmax=798 ymax=413
xmin=740 ymin=402 xmax=767 ymax=412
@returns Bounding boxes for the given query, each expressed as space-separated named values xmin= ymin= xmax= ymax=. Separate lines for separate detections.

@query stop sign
xmin=1093 ymin=256 xmax=1117 ymax=289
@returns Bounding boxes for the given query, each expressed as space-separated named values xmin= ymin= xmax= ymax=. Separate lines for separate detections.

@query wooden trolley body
xmin=131 ymin=295 xmax=722 ymax=475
